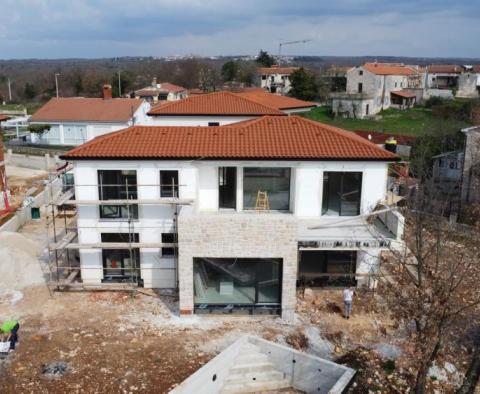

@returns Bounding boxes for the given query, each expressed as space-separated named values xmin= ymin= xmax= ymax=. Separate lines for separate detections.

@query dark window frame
xmin=160 ymin=170 xmax=179 ymax=198
xmin=322 ymin=171 xmax=363 ymax=216
xmin=98 ymin=170 xmax=138 ymax=220
xmin=161 ymin=232 xmax=178 ymax=256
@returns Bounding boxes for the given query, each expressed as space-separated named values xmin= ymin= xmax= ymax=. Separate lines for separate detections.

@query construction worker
xmin=0 ymin=320 xmax=20 ymax=351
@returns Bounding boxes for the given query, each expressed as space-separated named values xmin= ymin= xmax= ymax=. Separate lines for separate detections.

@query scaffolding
xmin=45 ymin=165 xmax=193 ymax=294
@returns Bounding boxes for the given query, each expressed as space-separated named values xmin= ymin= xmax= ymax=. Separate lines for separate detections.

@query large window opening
xmin=298 ymin=251 xmax=357 ymax=287
xmin=161 ymin=233 xmax=178 ymax=257
xmin=193 ymin=258 xmax=282 ymax=314
xmin=219 ymin=167 xmax=237 ymax=209
xmin=243 ymin=168 xmax=291 ymax=211
xmin=160 ymin=170 xmax=179 ymax=198
xmin=98 ymin=170 xmax=138 ymax=219
xmin=101 ymin=233 xmax=142 ymax=285
xmin=322 ymin=172 xmax=362 ymax=216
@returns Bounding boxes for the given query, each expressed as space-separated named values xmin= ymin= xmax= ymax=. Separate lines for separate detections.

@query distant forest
xmin=0 ymin=55 xmax=479 ymax=104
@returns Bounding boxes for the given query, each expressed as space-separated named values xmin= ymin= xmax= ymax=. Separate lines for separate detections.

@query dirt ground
xmin=0 ymin=212 xmax=475 ymax=393
xmin=4 ymin=165 xmax=48 ymax=208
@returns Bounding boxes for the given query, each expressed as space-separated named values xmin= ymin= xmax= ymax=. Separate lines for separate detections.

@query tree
xmin=198 ymin=65 xmax=219 ymax=92
xmin=73 ymin=73 xmax=84 ymax=96
xmin=23 ymin=82 xmax=36 ymax=100
xmin=289 ymin=68 xmax=318 ymax=101
xmin=374 ymin=167 xmax=480 ymax=393
xmin=28 ymin=124 xmax=51 ymax=136
xmin=457 ymin=338 xmax=480 ymax=394
xmin=111 ymin=70 xmax=134 ymax=98
xmin=221 ymin=61 xmax=239 ymax=82
xmin=256 ymin=50 xmax=275 ymax=67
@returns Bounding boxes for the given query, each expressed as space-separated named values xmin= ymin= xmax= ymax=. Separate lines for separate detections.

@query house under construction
xmin=45 ymin=116 xmax=404 ymax=319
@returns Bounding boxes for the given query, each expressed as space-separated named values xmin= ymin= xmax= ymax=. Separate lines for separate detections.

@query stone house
xmin=257 ymin=66 xmax=299 ymax=95
xmin=59 ymin=116 xmax=401 ymax=319
xmin=426 ymin=65 xmax=480 ymax=99
xmin=331 ymin=63 xmax=419 ymax=119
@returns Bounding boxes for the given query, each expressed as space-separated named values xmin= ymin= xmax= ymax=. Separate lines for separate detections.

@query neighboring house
xmin=353 ymin=130 xmax=416 ymax=158
xmin=461 ymin=126 xmax=480 ymax=204
xmin=432 ymin=151 xmax=464 ymax=195
xmin=331 ymin=63 xmax=419 ymax=119
xmin=134 ymin=79 xmax=188 ymax=103
xmin=147 ymin=91 xmax=285 ymax=126
xmin=60 ymin=115 xmax=400 ymax=319
xmin=236 ymin=88 xmax=317 ymax=114
xmin=426 ymin=65 xmax=480 ymax=99
xmin=29 ymin=85 xmax=150 ymax=146
xmin=257 ymin=66 xmax=299 ymax=95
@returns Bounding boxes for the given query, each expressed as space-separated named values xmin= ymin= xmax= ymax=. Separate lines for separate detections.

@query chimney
xmin=152 ymin=77 xmax=157 ymax=87
xmin=103 ymin=84 xmax=113 ymax=100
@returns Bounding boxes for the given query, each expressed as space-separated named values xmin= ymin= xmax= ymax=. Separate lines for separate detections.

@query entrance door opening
xmin=219 ymin=167 xmax=236 ymax=209
xmin=298 ymin=250 xmax=357 ymax=287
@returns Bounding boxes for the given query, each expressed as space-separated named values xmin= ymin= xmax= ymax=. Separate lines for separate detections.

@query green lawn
xmin=302 ymin=106 xmax=471 ymax=136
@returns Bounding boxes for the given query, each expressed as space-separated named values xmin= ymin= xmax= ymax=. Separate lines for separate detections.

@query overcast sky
xmin=0 ymin=0 xmax=479 ymax=59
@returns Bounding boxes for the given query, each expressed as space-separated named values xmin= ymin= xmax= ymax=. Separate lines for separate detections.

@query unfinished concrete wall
xmin=177 ymin=211 xmax=298 ymax=319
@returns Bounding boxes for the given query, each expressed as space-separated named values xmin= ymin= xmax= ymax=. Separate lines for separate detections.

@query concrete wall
xmin=457 ymin=73 xmax=479 ymax=98
xmin=177 ymin=211 xmax=298 ymax=319
xmin=5 ymin=150 xmax=60 ymax=171
xmin=170 ymin=335 xmax=355 ymax=394
xmin=0 ymin=178 xmax=62 ymax=233
xmin=462 ymin=126 xmax=480 ymax=204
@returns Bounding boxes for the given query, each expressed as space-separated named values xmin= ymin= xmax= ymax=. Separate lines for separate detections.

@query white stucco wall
xmin=72 ymin=159 xmax=390 ymax=289
xmin=145 ymin=115 xmax=257 ymax=126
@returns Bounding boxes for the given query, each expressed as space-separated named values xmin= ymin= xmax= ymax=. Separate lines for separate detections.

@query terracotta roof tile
xmin=0 ymin=115 xmax=10 ymax=122
xmin=363 ymin=63 xmax=416 ymax=76
xmin=62 ymin=116 xmax=399 ymax=161
xmin=236 ymin=90 xmax=317 ymax=110
xmin=135 ymin=82 xmax=186 ymax=96
xmin=30 ymin=97 xmax=143 ymax=123
xmin=148 ymin=91 xmax=284 ymax=116
xmin=427 ymin=65 xmax=463 ymax=74
xmin=391 ymin=90 xmax=417 ymax=98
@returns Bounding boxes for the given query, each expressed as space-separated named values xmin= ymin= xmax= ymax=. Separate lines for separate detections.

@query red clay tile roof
xmin=61 ymin=116 xmax=399 ymax=161
xmin=236 ymin=90 xmax=317 ymax=110
xmin=257 ymin=66 xmax=299 ymax=75
xmin=30 ymin=97 xmax=143 ymax=123
xmin=427 ymin=65 xmax=463 ymax=74
xmin=363 ymin=63 xmax=416 ymax=76
xmin=354 ymin=130 xmax=416 ymax=146
xmin=148 ymin=91 xmax=285 ymax=116
xmin=390 ymin=90 xmax=417 ymax=98
xmin=135 ymin=82 xmax=186 ymax=96
xmin=0 ymin=115 xmax=10 ymax=122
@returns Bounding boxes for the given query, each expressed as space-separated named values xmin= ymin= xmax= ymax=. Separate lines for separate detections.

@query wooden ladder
xmin=255 ymin=191 xmax=270 ymax=211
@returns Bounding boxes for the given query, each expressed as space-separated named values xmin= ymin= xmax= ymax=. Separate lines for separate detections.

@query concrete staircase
xmin=220 ymin=343 xmax=291 ymax=394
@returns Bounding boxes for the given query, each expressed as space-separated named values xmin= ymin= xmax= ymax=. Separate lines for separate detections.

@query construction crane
xmin=277 ymin=39 xmax=312 ymax=62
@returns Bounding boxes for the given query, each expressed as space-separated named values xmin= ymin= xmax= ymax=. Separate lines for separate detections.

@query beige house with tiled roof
xmin=257 ymin=65 xmax=299 ymax=95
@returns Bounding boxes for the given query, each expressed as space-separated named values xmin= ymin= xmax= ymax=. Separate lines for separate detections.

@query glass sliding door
xmin=243 ymin=168 xmax=291 ymax=211
xmin=193 ymin=258 xmax=282 ymax=313
xmin=322 ymin=172 xmax=362 ymax=216
xmin=298 ymin=250 xmax=357 ymax=287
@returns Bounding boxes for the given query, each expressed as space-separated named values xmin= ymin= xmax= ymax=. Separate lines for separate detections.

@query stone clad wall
xmin=177 ymin=213 xmax=298 ymax=320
